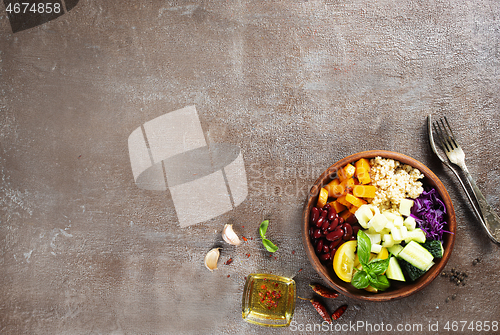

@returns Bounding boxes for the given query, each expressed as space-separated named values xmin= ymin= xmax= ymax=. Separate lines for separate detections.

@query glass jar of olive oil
xmin=242 ymin=273 xmax=296 ymax=327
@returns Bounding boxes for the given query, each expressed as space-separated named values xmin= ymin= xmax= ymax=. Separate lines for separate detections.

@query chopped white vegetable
xmin=355 ymin=204 xmax=375 ymax=228
xmin=366 ymin=233 xmax=381 ymax=245
xmin=403 ymin=216 xmax=416 ymax=231
xmin=371 ymin=243 xmax=382 ymax=253
xmin=393 ymin=216 xmax=404 ymax=227
xmin=399 ymin=199 xmax=414 ymax=217
xmin=368 ymin=213 xmax=389 ymax=232
xmin=382 ymin=234 xmax=395 ymax=248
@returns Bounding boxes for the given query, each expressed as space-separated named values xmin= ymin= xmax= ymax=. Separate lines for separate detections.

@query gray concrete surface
xmin=1 ymin=0 xmax=500 ymax=334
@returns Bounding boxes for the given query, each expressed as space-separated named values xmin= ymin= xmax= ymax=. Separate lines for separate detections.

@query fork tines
xmin=432 ymin=116 xmax=458 ymax=152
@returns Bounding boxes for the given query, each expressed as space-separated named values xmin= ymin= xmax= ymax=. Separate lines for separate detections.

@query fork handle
xmin=463 ymin=171 xmax=500 ymax=245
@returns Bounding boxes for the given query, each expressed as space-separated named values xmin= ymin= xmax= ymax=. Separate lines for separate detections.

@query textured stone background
xmin=1 ymin=1 xmax=500 ymax=334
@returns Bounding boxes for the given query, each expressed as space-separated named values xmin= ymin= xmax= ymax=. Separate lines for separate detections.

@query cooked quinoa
xmin=369 ymin=156 xmax=424 ymax=211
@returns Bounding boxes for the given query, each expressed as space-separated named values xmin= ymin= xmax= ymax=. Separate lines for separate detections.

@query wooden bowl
xmin=302 ymin=150 xmax=456 ymax=301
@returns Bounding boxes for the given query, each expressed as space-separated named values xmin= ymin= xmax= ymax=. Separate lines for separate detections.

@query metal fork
xmin=430 ymin=115 xmax=500 ymax=244
xmin=427 ymin=116 xmax=484 ymax=229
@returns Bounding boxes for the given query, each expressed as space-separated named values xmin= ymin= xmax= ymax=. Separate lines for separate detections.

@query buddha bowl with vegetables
xmin=302 ymin=150 xmax=456 ymax=302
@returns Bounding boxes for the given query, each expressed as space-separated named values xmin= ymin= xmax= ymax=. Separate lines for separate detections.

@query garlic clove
xmin=222 ymin=223 xmax=241 ymax=246
xmin=204 ymin=248 xmax=221 ymax=272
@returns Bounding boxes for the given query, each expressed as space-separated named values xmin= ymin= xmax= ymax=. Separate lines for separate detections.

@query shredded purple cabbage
xmin=410 ymin=187 xmax=451 ymax=241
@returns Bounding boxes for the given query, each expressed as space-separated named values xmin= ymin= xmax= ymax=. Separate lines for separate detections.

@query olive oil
xmin=242 ymin=273 xmax=296 ymax=327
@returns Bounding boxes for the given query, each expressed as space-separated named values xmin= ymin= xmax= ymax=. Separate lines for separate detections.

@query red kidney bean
xmin=346 ymin=214 xmax=358 ymax=225
xmin=350 ymin=235 xmax=356 ymax=240
xmin=310 ymin=207 xmax=319 ymax=225
xmin=338 ymin=217 xmax=345 ymax=225
xmin=328 ymin=217 xmax=339 ymax=231
xmin=352 ymin=225 xmax=360 ymax=238
xmin=327 ymin=206 xmax=337 ymax=221
xmin=309 ymin=227 xmax=314 ymax=237
xmin=319 ymin=252 xmax=331 ymax=262
xmin=326 ymin=228 xmax=343 ymax=242
xmin=323 ymin=203 xmax=331 ymax=211
xmin=316 ymin=239 xmax=324 ymax=254
xmin=330 ymin=248 xmax=337 ymax=259
xmin=323 ymin=244 xmax=330 ymax=254
xmin=329 ymin=239 xmax=342 ymax=250
xmin=321 ymin=218 xmax=330 ymax=231
xmin=336 ymin=228 xmax=345 ymax=242
xmin=316 ymin=210 xmax=327 ymax=227
xmin=316 ymin=216 xmax=324 ymax=228
xmin=313 ymin=229 xmax=322 ymax=239
xmin=342 ymin=223 xmax=353 ymax=241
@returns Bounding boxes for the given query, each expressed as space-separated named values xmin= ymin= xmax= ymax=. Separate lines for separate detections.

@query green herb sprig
xmin=351 ymin=230 xmax=390 ymax=291
xmin=259 ymin=220 xmax=278 ymax=253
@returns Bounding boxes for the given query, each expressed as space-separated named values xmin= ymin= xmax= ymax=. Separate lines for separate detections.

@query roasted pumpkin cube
xmin=326 ymin=179 xmax=345 ymax=197
xmin=340 ymin=178 xmax=355 ymax=192
xmin=353 ymin=184 xmax=377 ymax=198
xmin=345 ymin=193 xmax=367 ymax=208
xmin=339 ymin=209 xmax=354 ymax=221
xmin=329 ymin=200 xmax=347 ymax=214
xmin=355 ymin=158 xmax=371 ymax=184
xmin=317 ymin=187 xmax=329 ymax=208
xmin=336 ymin=194 xmax=351 ymax=207
xmin=338 ymin=163 xmax=356 ymax=182
xmin=349 ymin=205 xmax=359 ymax=214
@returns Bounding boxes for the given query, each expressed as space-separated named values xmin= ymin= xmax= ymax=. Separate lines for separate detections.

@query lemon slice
xmin=333 ymin=240 xmax=357 ymax=282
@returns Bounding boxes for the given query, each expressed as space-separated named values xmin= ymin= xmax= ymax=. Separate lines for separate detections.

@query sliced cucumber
xmin=422 ymin=240 xmax=444 ymax=258
xmin=388 ymin=244 xmax=404 ymax=257
xmin=386 ymin=257 xmax=405 ymax=282
xmin=398 ymin=241 xmax=434 ymax=271
xmin=399 ymin=259 xmax=426 ymax=281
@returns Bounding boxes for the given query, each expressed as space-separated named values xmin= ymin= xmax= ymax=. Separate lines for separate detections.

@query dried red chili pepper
xmin=309 ymin=284 xmax=339 ymax=299
xmin=309 ymin=298 xmax=332 ymax=324
xmin=331 ymin=304 xmax=347 ymax=320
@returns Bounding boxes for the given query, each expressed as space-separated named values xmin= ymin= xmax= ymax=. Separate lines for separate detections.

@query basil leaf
xmin=351 ymin=270 xmax=370 ymax=289
xmin=262 ymin=238 xmax=278 ymax=253
xmin=259 ymin=220 xmax=269 ymax=239
xmin=368 ymin=274 xmax=390 ymax=291
xmin=356 ymin=230 xmax=371 ymax=267
xmin=368 ymin=258 xmax=391 ymax=276
xmin=365 ymin=266 xmax=374 ymax=280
